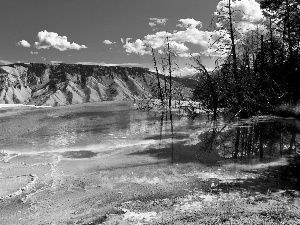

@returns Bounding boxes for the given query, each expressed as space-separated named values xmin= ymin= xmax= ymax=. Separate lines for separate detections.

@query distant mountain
xmin=0 ymin=63 xmax=193 ymax=106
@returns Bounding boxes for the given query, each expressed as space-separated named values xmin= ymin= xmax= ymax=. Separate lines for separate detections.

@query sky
xmin=0 ymin=0 xmax=264 ymax=76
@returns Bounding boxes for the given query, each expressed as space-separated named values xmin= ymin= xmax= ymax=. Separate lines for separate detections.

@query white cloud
xmin=30 ymin=51 xmax=38 ymax=55
xmin=150 ymin=68 xmax=162 ymax=74
xmin=76 ymin=62 xmax=142 ymax=67
xmin=0 ymin=59 xmax=13 ymax=65
xmin=175 ymin=67 xmax=198 ymax=77
xmin=121 ymin=38 xmax=124 ymax=44
xmin=124 ymin=38 xmax=150 ymax=55
xmin=18 ymin=40 xmax=31 ymax=47
xmin=215 ymin=0 xmax=265 ymax=32
xmin=34 ymin=30 xmax=87 ymax=51
xmin=216 ymin=0 xmax=264 ymax=23
xmin=177 ymin=18 xmax=202 ymax=29
xmin=211 ymin=0 xmax=267 ymax=57
xmin=103 ymin=63 xmax=142 ymax=67
xmin=124 ymin=1 xmax=265 ymax=59
xmin=149 ymin=18 xmax=168 ymax=27
xmin=42 ymin=57 xmax=46 ymax=61
xmin=103 ymin=40 xmax=115 ymax=45
xmin=124 ymin=18 xmax=215 ymax=57
xmin=51 ymin=61 xmax=62 ymax=64
xmin=178 ymin=52 xmax=200 ymax=58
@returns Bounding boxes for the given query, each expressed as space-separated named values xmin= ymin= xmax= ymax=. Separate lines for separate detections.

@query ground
xmin=0 ymin=139 xmax=300 ymax=225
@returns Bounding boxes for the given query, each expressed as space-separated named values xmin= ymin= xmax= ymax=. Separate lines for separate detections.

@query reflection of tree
xmin=193 ymin=116 xmax=300 ymax=165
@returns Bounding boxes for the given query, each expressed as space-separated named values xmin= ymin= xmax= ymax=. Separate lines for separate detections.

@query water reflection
xmin=216 ymin=117 xmax=300 ymax=161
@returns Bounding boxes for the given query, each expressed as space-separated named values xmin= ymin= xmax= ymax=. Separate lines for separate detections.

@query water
xmin=0 ymin=101 xmax=299 ymax=162
xmin=0 ymin=101 xmax=207 ymax=154
xmin=0 ymin=101 xmax=300 ymax=190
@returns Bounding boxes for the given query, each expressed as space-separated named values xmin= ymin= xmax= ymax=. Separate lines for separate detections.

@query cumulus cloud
xmin=210 ymin=0 xmax=267 ymax=57
xmin=34 ymin=30 xmax=87 ymax=51
xmin=30 ymin=51 xmax=38 ymax=54
xmin=18 ymin=40 xmax=31 ymax=47
xmin=177 ymin=18 xmax=202 ymax=29
xmin=215 ymin=0 xmax=265 ymax=32
xmin=121 ymin=38 xmax=124 ymax=44
xmin=216 ymin=0 xmax=264 ymax=23
xmin=124 ymin=38 xmax=150 ymax=55
xmin=124 ymin=1 xmax=265 ymax=59
xmin=103 ymin=40 xmax=115 ymax=45
xmin=124 ymin=18 xmax=214 ymax=57
xmin=149 ymin=18 xmax=168 ymax=27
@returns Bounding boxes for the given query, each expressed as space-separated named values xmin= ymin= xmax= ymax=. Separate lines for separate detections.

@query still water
xmin=0 ymin=101 xmax=206 ymax=154
xmin=0 ymin=101 xmax=299 ymax=163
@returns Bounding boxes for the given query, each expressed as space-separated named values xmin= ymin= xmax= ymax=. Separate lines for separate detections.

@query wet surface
xmin=1 ymin=102 xmax=300 ymax=224
xmin=61 ymin=150 xmax=98 ymax=159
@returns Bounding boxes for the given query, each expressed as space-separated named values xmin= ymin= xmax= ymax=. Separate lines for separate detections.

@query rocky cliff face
xmin=0 ymin=63 xmax=191 ymax=106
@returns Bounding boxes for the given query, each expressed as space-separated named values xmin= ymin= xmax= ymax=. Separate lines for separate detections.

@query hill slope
xmin=0 ymin=63 xmax=193 ymax=106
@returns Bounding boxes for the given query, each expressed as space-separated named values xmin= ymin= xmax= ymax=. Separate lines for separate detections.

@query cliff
xmin=0 ymin=63 xmax=192 ymax=106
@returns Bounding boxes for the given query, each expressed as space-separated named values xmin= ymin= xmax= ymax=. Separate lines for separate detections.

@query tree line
xmin=192 ymin=0 xmax=300 ymax=119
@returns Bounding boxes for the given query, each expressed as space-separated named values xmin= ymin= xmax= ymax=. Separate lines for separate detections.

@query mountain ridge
xmin=0 ymin=63 xmax=193 ymax=106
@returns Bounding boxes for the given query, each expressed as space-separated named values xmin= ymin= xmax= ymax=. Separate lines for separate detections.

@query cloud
xmin=175 ymin=67 xmax=198 ymax=77
xmin=124 ymin=1 xmax=265 ymax=59
xmin=216 ymin=0 xmax=264 ymax=23
xmin=76 ymin=62 xmax=142 ymax=67
xmin=51 ymin=61 xmax=62 ymax=64
xmin=177 ymin=18 xmax=202 ymax=29
xmin=177 ymin=52 xmax=200 ymax=58
xmin=42 ymin=57 xmax=46 ymax=60
xmin=0 ymin=59 xmax=13 ymax=65
xmin=215 ymin=0 xmax=265 ymax=32
xmin=210 ymin=0 xmax=267 ymax=57
xmin=103 ymin=40 xmax=115 ymax=45
xmin=124 ymin=18 xmax=215 ymax=57
xmin=124 ymin=38 xmax=150 ymax=55
xmin=121 ymin=38 xmax=124 ymax=44
xmin=149 ymin=18 xmax=168 ymax=27
xmin=34 ymin=30 xmax=87 ymax=51
xmin=18 ymin=40 xmax=31 ymax=47
xmin=30 ymin=51 xmax=38 ymax=55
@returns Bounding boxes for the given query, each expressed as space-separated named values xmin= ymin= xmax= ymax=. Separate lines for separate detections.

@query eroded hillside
xmin=0 ymin=63 xmax=192 ymax=106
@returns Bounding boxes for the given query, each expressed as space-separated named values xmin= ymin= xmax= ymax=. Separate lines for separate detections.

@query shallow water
xmin=0 ymin=101 xmax=212 ymax=155
xmin=0 ymin=101 xmax=299 ymax=164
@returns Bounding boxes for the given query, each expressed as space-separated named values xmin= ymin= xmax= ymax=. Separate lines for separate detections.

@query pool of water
xmin=0 ymin=101 xmax=211 ymax=154
xmin=0 ymin=101 xmax=300 ymax=163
